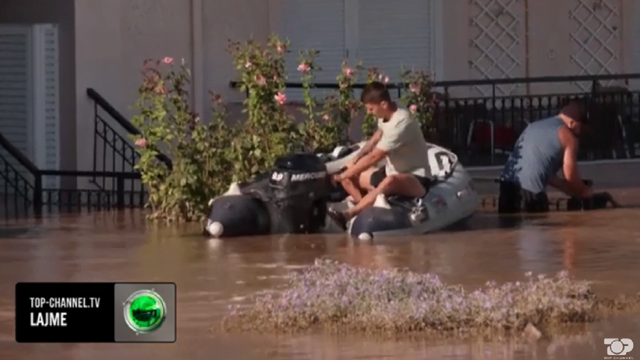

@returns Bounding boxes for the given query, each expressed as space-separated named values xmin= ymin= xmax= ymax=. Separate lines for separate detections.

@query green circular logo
xmin=123 ymin=289 xmax=167 ymax=334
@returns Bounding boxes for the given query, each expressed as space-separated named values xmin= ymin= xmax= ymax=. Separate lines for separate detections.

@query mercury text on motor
xmin=29 ymin=297 xmax=101 ymax=327
xmin=291 ymin=171 xmax=326 ymax=181
xmin=271 ymin=171 xmax=326 ymax=182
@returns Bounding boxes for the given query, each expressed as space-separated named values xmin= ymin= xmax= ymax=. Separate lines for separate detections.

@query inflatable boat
xmin=204 ymin=141 xmax=480 ymax=239
xmin=322 ymin=142 xmax=481 ymax=240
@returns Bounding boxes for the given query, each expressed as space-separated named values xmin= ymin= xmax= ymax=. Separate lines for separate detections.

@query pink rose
xmin=344 ymin=67 xmax=354 ymax=77
xmin=297 ymin=62 xmax=310 ymax=73
xmin=322 ymin=114 xmax=330 ymax=122
xmin=409 ymin=104 xmax=418 ymax=113
xmin=256 ymin=75 xmax=267 ymax=86
xmin=274 ymin=92 xmax=287 ymax=105
xmin=277 ymin=44 xmax=286 ymax=54
xmin=135 ymin=138 xmax=147 ymax=147
xmin=410 ymin=83 xmax=420 ymax=93
xmin=384 ymin=76 xmax=390 ymax=83
xmin=162 ymin=57 xmax=174 ymax=65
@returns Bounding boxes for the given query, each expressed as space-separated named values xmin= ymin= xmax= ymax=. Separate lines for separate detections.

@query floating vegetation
xmin=221 ymin=259 xmax=640 ymax=337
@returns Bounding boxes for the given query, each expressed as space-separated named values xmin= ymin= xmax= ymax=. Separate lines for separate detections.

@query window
xmin=274 ymin=0 xmax=438 ymax=102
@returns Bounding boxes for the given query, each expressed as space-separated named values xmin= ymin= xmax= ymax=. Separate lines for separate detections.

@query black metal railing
xmin=86 ymin=88 xmax=172 ymax=194
xmin=0 ymin=131 xmax=39 ymax=217
xmin=230 ymin=73 xmax=640 ymax=166
xmin=37 ymin=170 xmax=146 ymax=210
xmin=0 ymin=131 xmax=145 ymax=218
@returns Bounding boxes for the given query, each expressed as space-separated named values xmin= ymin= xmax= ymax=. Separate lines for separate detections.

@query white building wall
xmin=441 ymin=0 xmax=636 ymax=97
xmin=1 ymin=0 xmax=639 ymax=189
xmin=73 ymin=0 xmax=270 ymax=182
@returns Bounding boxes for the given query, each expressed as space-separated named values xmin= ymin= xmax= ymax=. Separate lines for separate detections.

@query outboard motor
xmin=204 ymin=153 xmax=331 ymax=238
xmin=266 ymin=153 xmax=330 ymax=233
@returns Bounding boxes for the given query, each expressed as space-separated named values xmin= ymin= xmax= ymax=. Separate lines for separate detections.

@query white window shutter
xmin=41 ymin=25 xmax=60 ymax=189
xmin=0 ymin=25 xmax=33 ymax=194
xmin=354 ymin=0 xmax=435 ymax=100
xmin=273 ymin=0 xmax=347 ymax=102
xmin=0 ymin=26 xmax=31 ymax=157
xmin=631 ymin=1 xmax=640 ymax=90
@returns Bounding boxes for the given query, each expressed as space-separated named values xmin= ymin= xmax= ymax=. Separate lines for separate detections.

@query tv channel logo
xmin=605 ymin=338 xmax=633 ymax=358
xmin=114 ymin=283 xmax=176 ymax=342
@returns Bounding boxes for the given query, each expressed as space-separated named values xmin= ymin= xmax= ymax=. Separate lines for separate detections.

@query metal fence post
xmin=33 ymin=172 xmax=43 ymax=216
xmin=116 ymin=175 xmax=125 ymax=209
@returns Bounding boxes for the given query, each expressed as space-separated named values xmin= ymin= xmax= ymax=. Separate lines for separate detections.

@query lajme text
xmin=29 ymin=297 xmax=101 ymax=327
xmin=30 ymin=312 xmax=67 ymax=327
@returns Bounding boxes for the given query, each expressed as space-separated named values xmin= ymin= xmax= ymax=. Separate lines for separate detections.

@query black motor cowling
xmin=267 ymin=153 xmax=330 ymax=233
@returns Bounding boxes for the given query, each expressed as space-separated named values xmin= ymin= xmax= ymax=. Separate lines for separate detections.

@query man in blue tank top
xmin=498 ymin=99 xmax=612 ymax=213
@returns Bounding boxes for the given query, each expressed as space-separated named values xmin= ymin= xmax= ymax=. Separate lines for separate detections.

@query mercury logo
xmin=123 ymin=289 xmax=167 ymax=335
xmin=291 ymin=171 xmax=326 ymax=182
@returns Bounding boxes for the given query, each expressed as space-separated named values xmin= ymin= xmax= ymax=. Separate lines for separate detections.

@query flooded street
xmin=1 ymin=187 xmax=640 ymax=359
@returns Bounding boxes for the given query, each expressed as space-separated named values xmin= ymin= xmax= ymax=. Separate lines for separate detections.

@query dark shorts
xmin=369 ymin=167 xmax=432 ymax=192
xmin=498 ymin=181 xmax=549 ymax=214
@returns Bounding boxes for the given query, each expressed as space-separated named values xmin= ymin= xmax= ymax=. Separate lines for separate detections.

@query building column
xmin=191 ymin=0 xmax=204 ymax=118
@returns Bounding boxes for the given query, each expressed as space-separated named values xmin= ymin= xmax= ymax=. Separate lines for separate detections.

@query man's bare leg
xmin=339 ymin=175 xmax=366 ymax=203
xmin=346 ymin=174 xmax=426 ymax=219
xmin=328 ymin=173 xmax=427 ymax=229
xmin=338 ymin=167 xmax=377 ymax=203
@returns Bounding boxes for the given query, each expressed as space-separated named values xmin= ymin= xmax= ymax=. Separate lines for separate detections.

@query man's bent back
xmin=500 ymin=116 xmax=566 ymax=194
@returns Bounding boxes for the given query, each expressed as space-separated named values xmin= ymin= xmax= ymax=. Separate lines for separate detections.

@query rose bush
xmin=400 ymin=68 xmax=437 ymax=141
xmin=131 ymin=35 xmax=436 ymax=222
xmin=130 ymin=57 xmax=236 ymax=222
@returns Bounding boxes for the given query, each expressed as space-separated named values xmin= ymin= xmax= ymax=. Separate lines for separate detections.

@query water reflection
xmin=0 ymin=206 xmax=639 ymax=359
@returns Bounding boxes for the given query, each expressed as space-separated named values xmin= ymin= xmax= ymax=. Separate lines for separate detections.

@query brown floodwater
xmin=1 ymin=188 xmax=640 ymax=360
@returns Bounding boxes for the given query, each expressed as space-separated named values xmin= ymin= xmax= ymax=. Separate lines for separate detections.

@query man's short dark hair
xmin=360 ymin=81 xmax=392 ymax=104
xmin=560 ymin=98 xmax=589 ymax=123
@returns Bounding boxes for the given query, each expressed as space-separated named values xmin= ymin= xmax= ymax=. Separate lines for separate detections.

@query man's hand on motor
xmin=332 ymin=159 xmax=357 ymax=185
xmin=331 ymin=173 xmax=344 ymax=185
xmin=336 ymin=158 xmax=359 ymax=184
xmin=346 ymin=156 xmax=360 ymax=169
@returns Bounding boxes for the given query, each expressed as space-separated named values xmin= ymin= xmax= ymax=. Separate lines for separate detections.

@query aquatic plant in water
xmin=222 ymin=259 xmax=617 ymax=336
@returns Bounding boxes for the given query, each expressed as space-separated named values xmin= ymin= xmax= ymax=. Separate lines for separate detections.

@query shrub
xmin=400 ymin=68 xmax=437 ymax=141
xmin=221 ymin=259 xmax=640 ymax=336
xmin=226 ymin=36 xmax=302 ymax=179
xmin=131 ymin=35 xmax=436 ymax=222
xmin=296 ymin=50 xmax=343 ymax=152
xmin=131 ymin=57 xmax=236 ymax=221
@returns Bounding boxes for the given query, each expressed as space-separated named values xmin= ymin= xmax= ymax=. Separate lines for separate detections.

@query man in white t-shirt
xmin=327 ymin=81 xmax=433 ymax=230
